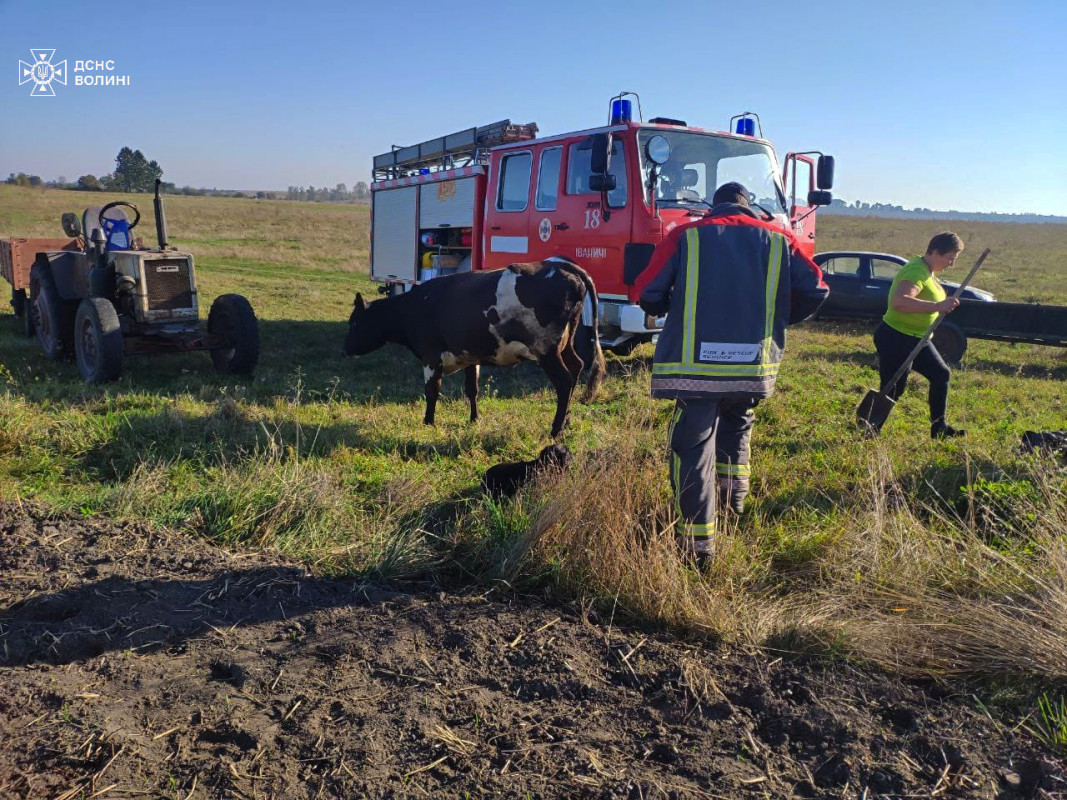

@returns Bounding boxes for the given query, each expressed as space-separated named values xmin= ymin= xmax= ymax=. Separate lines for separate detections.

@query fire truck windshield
xmin=638 ymin=129 xmax=787 ymax=217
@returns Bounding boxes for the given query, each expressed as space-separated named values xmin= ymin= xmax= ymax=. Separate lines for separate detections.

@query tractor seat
xmin=82 ymin=206 xmax=131 ymax=251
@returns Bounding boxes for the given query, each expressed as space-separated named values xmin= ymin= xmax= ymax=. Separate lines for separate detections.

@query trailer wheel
xmin=30 ymin=259 xmax=75 ymax=360
xmin=932 ymin=322 xmax=968 ymax=366
xmin=208 ymin=294 xmax=259 ymax=375
xmin=74 ymin=297 xmax=123 ymax=383
xmin=11 ymin=288 xmax=33 ymax=336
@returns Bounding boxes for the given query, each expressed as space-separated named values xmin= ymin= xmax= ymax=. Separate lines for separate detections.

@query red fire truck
xmin=369 ymin=93 xmax=835 ymax=353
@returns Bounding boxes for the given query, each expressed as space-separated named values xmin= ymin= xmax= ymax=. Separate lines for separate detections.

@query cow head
xmin=343 ymin=293 xmax=387 ymax=356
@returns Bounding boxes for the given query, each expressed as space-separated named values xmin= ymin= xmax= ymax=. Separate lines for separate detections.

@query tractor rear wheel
xmin=208 ymin=294 xmax=259 ymax=375
xmin=74 ymin=297 xmax=123 ymax=383
xmin=30 ymin=259 xmax=75 ymax=360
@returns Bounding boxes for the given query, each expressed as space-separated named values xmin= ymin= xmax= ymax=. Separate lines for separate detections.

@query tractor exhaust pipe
xmin=154 ymin=178 xmax=169 ymax=249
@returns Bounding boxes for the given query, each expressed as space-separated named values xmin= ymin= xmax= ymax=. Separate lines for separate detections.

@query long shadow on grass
xmin=0 ymin=318 xmax=593 ymax=405
xmin=0 ymin=567 xmax=397 ymax=667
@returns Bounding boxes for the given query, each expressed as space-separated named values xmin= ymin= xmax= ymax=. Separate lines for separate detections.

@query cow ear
xmin=354 ymin=293 xmax=367 ymax=313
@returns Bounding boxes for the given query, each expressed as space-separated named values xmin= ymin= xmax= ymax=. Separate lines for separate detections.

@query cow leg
xmin=423 ymin=364 xmax=443 ymax=426
xmin=464 ymin=364 xmax=480 ymax=423
xmin=539 ymin=351 xmax=577 ymax=438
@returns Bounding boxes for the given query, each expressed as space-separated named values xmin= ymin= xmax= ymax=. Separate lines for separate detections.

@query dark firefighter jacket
xmin=636 ymin=204 xmax=829 ymax=400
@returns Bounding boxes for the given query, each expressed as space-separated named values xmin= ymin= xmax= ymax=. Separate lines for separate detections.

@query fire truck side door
xmin=483 ymin=150 xmax=534 ymax=270
xmin=783 ymin=153 xmax=817 ymax=257
xmin=546 ymin=137 xmax=631 ymax=297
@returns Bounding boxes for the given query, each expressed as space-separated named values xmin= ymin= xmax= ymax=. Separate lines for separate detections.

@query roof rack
xmin=372 ymin=120 xmax=538 ymax=180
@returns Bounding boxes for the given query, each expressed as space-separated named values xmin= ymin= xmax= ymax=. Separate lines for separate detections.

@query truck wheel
xmin=608 ymin=336 xmax=641 ymax=356
xmin=74 ymin=297 xmax=123 ymax=383
xmin=208 ymin=294 xmax=259 ymax=375
xmin=932 ymin=322 xmax=967 ymax=366
xmin=573 ymin=323 xmax=595 ymax=375
xmin=30 ymin=260 xmax=75 ymax=360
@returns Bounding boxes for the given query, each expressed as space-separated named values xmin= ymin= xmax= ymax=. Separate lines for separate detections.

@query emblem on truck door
xmin=538 ymin=218 xmax=552 ymax=242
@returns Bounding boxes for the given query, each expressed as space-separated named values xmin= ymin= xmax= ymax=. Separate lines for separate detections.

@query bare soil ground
xmin=1 ymin=502 xmax=1062 ymax=800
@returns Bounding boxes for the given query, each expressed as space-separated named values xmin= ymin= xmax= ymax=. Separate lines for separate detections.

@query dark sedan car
xmin=813 ymin=251 xmax=995 ymax=320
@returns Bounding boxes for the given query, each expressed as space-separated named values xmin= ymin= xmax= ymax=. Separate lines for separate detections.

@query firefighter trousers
xmin=668 ymin=398 xmax=758 ymax=556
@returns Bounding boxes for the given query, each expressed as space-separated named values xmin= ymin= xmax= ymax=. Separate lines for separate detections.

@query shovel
xmin=856 ymin=248 xmax=990 ymax=435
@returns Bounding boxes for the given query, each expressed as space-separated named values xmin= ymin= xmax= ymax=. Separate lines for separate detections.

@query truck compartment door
xmin=371 ymin=186 xmax=418 ymax=282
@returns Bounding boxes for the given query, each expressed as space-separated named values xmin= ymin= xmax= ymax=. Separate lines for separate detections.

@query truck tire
xmin=74 ymin=297 xmax=123 ymax=383
xmin=932 ymin=322 xmax=968 ymax=366
xmin=573 ymin=323 xmax=595 ymax=375
xmin=208 ymin=294 xmax=259 ymax=375
xmin=30 ymin=259 xmax=75 ymax=360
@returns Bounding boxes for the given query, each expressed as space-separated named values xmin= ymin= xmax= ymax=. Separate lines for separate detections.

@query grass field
xmin=1 ymin=184 xmax=1065 ymax=684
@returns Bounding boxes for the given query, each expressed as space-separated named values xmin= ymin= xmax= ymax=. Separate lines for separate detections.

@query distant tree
xmin=27 ymin=175 xmax=42 ymax=187
xmin=77 ymin=175 xmax=102 ymax=191
xmin=112 ymin=147 xmax=164 ymax=192
xmin=353 ymin=181 xmax=369 ymax=199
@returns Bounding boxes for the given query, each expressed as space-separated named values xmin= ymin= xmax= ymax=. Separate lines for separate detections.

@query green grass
xmin=1 ymin=184 xmax=1065 ymax=682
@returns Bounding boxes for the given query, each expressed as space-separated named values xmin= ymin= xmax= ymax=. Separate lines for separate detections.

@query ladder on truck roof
xmin=372 ymin=120 xmax=538 ymax=181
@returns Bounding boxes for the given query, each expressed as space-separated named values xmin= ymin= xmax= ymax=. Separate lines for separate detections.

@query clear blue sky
xmin=2 ymin=0 xmax=1065 ymax=215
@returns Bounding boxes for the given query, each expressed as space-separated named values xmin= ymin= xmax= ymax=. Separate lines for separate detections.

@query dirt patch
xmin=0 ymin=502 xmax=1062 ymax=799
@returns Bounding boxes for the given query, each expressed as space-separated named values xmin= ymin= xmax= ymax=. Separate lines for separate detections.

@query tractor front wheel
xmin=30 ymin=259 xmax=75 ymax=359
xmin=208 ymin=294 xmax=259 ymax=375
xmin=74 ymin=297 xmax=123 ymax=383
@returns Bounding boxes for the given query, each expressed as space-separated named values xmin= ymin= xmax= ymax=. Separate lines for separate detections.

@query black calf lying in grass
xmin=482 ymin=444 xmax=572 ymax=498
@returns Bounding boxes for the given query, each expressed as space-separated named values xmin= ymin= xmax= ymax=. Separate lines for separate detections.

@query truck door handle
xmin=490 ymin=226 xmax=502 ymax=231
xmin=865 ymin=285 xmax=882 ymax=290
xmin=554 ymin=222 xmax=570 ymax=231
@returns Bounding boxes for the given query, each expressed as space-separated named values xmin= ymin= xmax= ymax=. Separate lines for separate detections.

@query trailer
xmin=933 ymin=299 xmax=1067 ymax=364
xmin=369 ymin=93 xmax=835 ymax=353
xmin=2 ymin=236 xmax=80 ymax=335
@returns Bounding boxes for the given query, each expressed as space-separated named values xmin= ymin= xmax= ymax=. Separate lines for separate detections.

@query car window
xmin=871 ymin=258 xmax=902 ymax=279
xmin=821 ymin=257 xmax=861 ymax=276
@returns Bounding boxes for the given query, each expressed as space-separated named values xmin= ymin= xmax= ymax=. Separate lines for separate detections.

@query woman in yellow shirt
xmin=874 ymin=232 xmax=965 ymax=438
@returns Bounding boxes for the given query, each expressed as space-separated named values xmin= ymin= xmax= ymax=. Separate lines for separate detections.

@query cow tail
xmin=557 ymin=262 xmax=605 ymax=402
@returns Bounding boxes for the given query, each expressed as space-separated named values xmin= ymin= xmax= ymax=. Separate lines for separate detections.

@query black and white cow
xmin=343 ymin=259 xmax=605 ymax=437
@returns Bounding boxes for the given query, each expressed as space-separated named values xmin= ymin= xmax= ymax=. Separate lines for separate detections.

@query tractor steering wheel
xmin=98 ymin=201 xmax=141 ymax=231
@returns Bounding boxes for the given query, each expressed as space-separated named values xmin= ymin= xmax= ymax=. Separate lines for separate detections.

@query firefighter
xmin=636 ymin=182 xmax=829 ymax=569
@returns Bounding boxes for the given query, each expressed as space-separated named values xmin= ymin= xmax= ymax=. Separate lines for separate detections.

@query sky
xmin=2 ymin=0 xmax=1065 ymax=216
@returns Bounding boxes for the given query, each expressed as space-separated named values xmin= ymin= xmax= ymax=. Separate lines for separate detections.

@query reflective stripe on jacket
xmin=637 ymin=204 xmax=829 ymax=400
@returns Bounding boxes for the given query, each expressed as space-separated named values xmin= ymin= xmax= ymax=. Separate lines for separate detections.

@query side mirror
xmin=61 ymin=212 xmax=81 ymax=238
xmin=645 ymin=134 xmax=671 ymax=166
xmin=817 ymin=155 xmax=835 ymax=190
xmin=589 ymin=174 xmax=617 ymax=192
xmin=589 ymin=132 xmax=612 ymax=175
xmin=807 ymin=189 xmax=833 ymax=207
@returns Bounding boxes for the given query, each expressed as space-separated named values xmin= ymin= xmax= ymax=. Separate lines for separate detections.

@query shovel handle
xmin=878 ymin=248 xmax=991 ymax=394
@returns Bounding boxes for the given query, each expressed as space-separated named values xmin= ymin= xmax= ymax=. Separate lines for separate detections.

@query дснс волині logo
xmin=18 ymin=49 xmax=67 ymax=96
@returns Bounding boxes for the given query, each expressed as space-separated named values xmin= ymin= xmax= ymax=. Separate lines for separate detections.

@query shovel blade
xmin=856 ymin=389 xmax=896 ymax=435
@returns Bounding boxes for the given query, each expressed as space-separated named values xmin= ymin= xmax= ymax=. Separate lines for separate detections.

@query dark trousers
xmin=668 ymin=398 xmax=758 ymax=556
xmin=873 ymin=323 xmax=951 ymax=426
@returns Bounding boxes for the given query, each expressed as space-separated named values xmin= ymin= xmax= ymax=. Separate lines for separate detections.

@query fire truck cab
xmin=369 ymin=94 xmax=834 ymax=353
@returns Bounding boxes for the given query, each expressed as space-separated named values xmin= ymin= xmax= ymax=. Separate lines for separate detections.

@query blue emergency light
xmin=610 ymin=99 xmax=633 ymax=125
xmin=736 ymin=117 xmax=756 ymax=137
